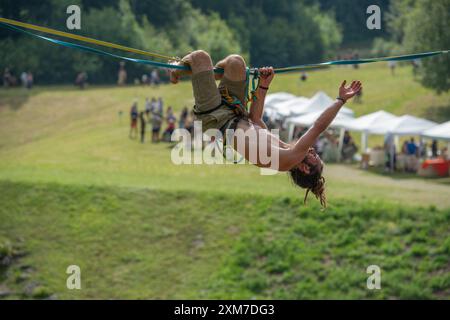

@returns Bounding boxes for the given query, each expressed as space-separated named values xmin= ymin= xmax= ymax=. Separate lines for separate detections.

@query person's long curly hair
xmin=288 ymin=150 xmax=326 ymax=208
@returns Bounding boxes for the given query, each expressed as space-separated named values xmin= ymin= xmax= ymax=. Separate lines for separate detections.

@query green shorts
xmin=192 ymin=70 xmax=248 ymax=134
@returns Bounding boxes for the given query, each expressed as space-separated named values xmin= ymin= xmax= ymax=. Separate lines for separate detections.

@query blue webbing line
xmin=0 ymin=21 xmax=448 ymax=75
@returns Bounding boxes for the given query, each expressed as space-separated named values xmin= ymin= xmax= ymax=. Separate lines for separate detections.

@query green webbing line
xmin=0 ymin=21 xmax=222 ymax=73
xmin=274 ymin=50 xmax=450 ymax=74
xmin=0 ymin=20 xmax=448 ymax=76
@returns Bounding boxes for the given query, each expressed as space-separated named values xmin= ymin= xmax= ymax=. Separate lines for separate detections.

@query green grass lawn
xmin=0 ymin=63 xmax=449 ymax=299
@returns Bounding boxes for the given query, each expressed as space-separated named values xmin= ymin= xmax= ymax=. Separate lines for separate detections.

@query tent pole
xmin=288 ymin=123 xmax=295 ymax=142
xmin=361 ymin=131 xmax=368 ymax=153
xmin=337 ymin=128 xmax=345 ymax=162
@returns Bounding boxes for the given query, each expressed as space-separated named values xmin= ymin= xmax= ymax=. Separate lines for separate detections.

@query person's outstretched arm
xmin=279 ymin=80 xmax=362 ymax=170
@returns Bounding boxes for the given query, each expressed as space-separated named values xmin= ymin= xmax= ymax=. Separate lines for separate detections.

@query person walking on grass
xmin=168 ymin=51 xmax=362 ymax=207
xmin=129 ymin=101 xmax=138 ymax=139
xmin=162 ymin=106 xmax=176 ymax=142
xmin=179 ymin=106 xmax=189 ymax=129
xmin=151 ymin=111 xmax=162 ymax=143
xmin=139 ymin=111 xmax=147 ymax=143
xmin=145 ymin=98 xmax=152 ymax=116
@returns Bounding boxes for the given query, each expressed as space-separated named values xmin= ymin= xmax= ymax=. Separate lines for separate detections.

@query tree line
xmin=0 ymin=0 xmax=447 ymax=92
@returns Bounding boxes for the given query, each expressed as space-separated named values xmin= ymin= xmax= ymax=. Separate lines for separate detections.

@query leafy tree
xmin=318 ymin=0 xmax=390 ymax=45
xmin=190 ymin=0 xmax=342 ymax=67
xmin=168 ymin=8 xmax=242 ymax=62
xmin=373 ymin=0 xmax=449 ymax=93
xmin=402 ymin=0 xmax=450 ymax=93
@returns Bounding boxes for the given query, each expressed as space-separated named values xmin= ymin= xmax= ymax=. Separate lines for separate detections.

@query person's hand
xmin=259 ymin=66 xmax=274 ymax=87
xmin=168 ymin=60 xmax=181 ymax=84
xmin=338 ymin=80 xmax=362 ymax=102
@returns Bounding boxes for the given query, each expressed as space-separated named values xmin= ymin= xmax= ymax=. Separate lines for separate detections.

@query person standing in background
xmin=179 ymin=107 xmax=188 ymax=129
xmin=162 ymin=106 xmax=176 ymax=141
xmin=118 ymin=62 xmax=127 ymax=86
xmin=129 ymin=100 xmax=138 ymax=139
xmin=354 ymin=87 xmax=362 ymax=103
xmin=151 ymin=112 xmax=162 ymax=143
xmin=151 ymin=69 xmax=160 ymax=86
xmin=139 ymin=111 xmax=146 ymax=143
xmin=388 ymin=61 xmax=397 ymax=76
xmin=406 ymin=137 xmax=418 ymax=172
xmin=145 ymin=98 xmax=152 ymax=117
xmin=141 ymin=74 xmax=149 ymax=86
xmin=384 ymin=133 xmax=396 ymax=172
xmin=150 ymin=97 xmax=158 ymax=114
xmin=431 ymin=140 xmax=438 ymax=158
xmin=157 ymin=97 xmax=164 ymax=116
xmin=26 ymin=72 xmax=34 ymax=90
xmin=75 ymin=72 xmax=87 ymax=90
xmin=352 ymin=51 xmax=360 ymax=69
xmin=3 ymin=68 xmax=12 ymax=88
xmin=184 ymin=110 xmax=194 ymax=136
xmin=20 ymin=71 xmax=28 ymax=88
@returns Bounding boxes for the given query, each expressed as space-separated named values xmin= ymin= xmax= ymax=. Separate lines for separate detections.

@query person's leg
xmin=171 ymin=51 xmax=222 ymax=117
xmin=216 ymin=54 xmax=247 ymax=82
xmin=169 ymin=50 xmax=215 ymax=83
xmin=216 ymin=55 xmax=248 ymax=105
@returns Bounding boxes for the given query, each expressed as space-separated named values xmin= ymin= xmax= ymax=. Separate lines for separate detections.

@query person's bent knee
xmin=226 ymin=54 xmax=246 ymax=68
xmin=190 ymin=50 xmax=213 ymax=65
xmin=189 ymin=50 xmax=213 ymax=73
xmin=223 ymin=54 xmax=246 ymax=81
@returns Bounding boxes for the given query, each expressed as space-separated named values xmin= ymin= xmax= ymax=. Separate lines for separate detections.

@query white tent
xmin=269 ymin=91 xmax=354 ymax=118
xmin=369 ymin=115 xmax=437 ymax=136
xmin=286 ymin=110 xmax=355 ymax=128
xmin=268 ymin=97 xmax=310 ymax=116
xmin=347 ymin=110 xmax=398 ymax=132
xmin=422 ymin=121 xmax=450 ymax=141
xmin=346 ymin=110 xmax=399 ymax=151
xmin=264 ymin=92 xmax=297 ymax=108
xmin=291 ymin=91 xmax=355 ymax=117
xmin=264 ymin=92 xmax=300 ymax=120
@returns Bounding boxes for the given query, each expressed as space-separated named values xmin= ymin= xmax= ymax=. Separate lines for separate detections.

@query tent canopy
xmin=421 ymin=121 xmax=450 ymax=141
xmin=268 ymin=91 xmax=354 ymax=118
xmin=264 ymin=92 xmax=297 ymax=108
xmin=268 ymin=97 xmax=310 ymax=116
xmin=368 ymin=115 xmax=437 ymax=135
xmin=347 ymin=110 xmax=398 ymax=132
xmin=289 ymin=91 xmax=355 ymax=117
xmin=286 ymin=110 xmax=355 ymax=129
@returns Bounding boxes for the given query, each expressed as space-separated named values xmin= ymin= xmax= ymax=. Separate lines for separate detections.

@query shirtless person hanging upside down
xmin=169 ymin=50 xmax=362 ymax=207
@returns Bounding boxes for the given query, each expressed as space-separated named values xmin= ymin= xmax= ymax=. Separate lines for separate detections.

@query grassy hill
xmin=0 ymin=63 xmax=449 ymax=299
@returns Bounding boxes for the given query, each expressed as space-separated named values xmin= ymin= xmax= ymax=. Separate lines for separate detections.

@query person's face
xmin=297 ymin=148 xmax=323 ymax=174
